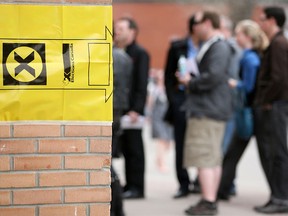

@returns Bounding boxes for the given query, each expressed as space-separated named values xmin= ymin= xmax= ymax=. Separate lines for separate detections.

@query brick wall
xmin=0 ymin=123 xmax=112 ymax=216
xmin=113 ymin=3 xmax=227 ymax=69
xmin=0 ymin=0 xmax=112 ymax=216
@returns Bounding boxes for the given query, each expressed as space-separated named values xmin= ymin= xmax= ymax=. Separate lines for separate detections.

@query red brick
xmin=14 ymin=156 xmax=62 ymax=170
xmin=90 ymin=204 xmax=110 ymax=216
xmin=39 ymin=205 xmax=86 ymax=216
xmin=39 ymin=139 xmax=86 ymax=153
xmin=0 ymin=0 xmax=112 ymax=213
xmin=90 ymin=139 xmax=111 ymax=153
xmin=101 ymin=126 xmax=112 ymax=136
xmin=0 ymin=173 xmax=36 ymax=188
xmin=65 ymin=155 xmax=110 ymax=169
xmin=69 ymin=0 xmax=112 ymax=3
xmin=64 ymin=125 xmax=101 ymax=137
xmin=39 ymin=172 xmax=86 ymax=187
xmin=0 ymin=140 xmax=35 ymax=154
xmin=0 ymin=156 xmax=10 ymax=171
xmin=13 ymin=124 xmax=61 ymax=138
xmin=14 ymin=189 xmax=62 ymax=205
xmin=0 ymin=207 xmax=35 ymax=216
xmin=13 ymin=0 xmax=47 ymax=1
xmin=0 ymin=191 xmax=11 ymax=205
xmin=65 ymin=187 xmax=111 ymax=203
xmin=0 ymin=125 xmax=11 ymax=138
xmin=90 ymin=170 xmax=110 ymax=185
xmin=14 ymin=0 xmax=112 ymax=3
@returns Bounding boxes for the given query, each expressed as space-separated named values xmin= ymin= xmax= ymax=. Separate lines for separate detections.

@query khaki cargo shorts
xmin=184 ymin=117 xmax=225 ymax=168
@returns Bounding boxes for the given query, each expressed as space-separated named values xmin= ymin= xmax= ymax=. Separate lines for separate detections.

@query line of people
xmin=111 ymin=6 xmax=288 ymax=216
xmin=165 ymin=6 xmax=288 ymax=215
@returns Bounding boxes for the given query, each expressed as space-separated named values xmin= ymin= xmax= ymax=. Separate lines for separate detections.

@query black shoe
xmin=254 ymin=200 xmax=271 ymax=212
xmin=173 ymin=189 xmax=189 ymax=199
xmin=254 ymin=200 xmax=288 ymax=214
xmin=190 ymin=184 xmax=201 ymax=194
xmin=229 ymin=188 xmax=237 ymax=196
xmin=185 ymin=199 xmax=218 ymax=215
xmin=122 ymin=189 xmax=144 ymax=199
xmin=217 ymin=193 xmax=230 ymax=201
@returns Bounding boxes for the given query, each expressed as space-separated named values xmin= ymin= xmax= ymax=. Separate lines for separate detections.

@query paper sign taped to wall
xmin=0 ymin=4 xmax=113 ymax=121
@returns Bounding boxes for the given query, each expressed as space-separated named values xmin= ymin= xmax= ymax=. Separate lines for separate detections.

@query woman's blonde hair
xmin=235 ymin=19 xmax=269 ymax=52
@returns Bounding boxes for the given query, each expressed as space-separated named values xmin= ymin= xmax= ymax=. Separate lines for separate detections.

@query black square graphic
xmin=2 ymin=43 xmax=47 ymax=86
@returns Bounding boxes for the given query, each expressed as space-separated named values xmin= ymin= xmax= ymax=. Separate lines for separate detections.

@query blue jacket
xmin=237 ymin=49 xmax=260 ymax=106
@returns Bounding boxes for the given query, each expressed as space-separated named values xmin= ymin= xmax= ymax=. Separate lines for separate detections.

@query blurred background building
xmin=113 ymin=0 xmax=288 ymax=69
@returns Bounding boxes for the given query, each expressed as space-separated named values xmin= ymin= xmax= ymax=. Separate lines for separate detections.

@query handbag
xmin=235 ymin=90 xmax=254 ymax=140
xmin=235 ymin=106 xmax=253 ymax=139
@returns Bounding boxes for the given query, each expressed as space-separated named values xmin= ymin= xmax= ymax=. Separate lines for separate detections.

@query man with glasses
xmin=254 ymin=6 xmax=288 ymax=214
xmin=178 ymin=11 xmax=232 ymax=215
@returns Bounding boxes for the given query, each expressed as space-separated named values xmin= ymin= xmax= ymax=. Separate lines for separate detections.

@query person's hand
xmin=176 ymin=71 xmax=191 ymax=86
xmin=127 ymin=111 xmax=139 ymax=123
xmin=228 ymin=78 xmax=238 ymax=88
xmin=262 ymin=104 xmax=272 ymax=110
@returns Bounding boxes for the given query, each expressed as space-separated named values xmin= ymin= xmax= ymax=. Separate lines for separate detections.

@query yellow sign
xmin=0 ymin=4 xmax=113 ymax=121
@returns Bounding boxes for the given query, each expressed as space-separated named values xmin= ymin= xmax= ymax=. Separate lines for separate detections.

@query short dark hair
xmin=264 ymin=6 xmax=286 ymax=28
xmin=202 ymin=11 xmax=220 ymax=29
xmin=119 ymin=17 xmax=139 ymax=34
xmin=188 ymin=14 xmax=196 ymax=34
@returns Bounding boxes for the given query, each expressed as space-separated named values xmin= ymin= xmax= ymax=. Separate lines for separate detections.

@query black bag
xmin=235 ymin=89 xmax=254 ymax=140
xmin=235 ymin=106 xmax=253 ymax=139
xmin=112 ymin=129 xmax=124 ymax=158
xmin=112 ymin=110 xmax=124 ymax=158
xmin=111 ymin=166 xmax=125 ymax=216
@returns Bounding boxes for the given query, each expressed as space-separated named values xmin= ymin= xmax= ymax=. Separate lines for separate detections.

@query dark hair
xmin=119 ymin=17 xmax=139 ymax=34
xmin=264 ymin=6 xmax=286 ymax=28
xmin=188 ymin=14 xmax=196 ymax=34
xmin=202 ymin=11 xmax=220 ymax=29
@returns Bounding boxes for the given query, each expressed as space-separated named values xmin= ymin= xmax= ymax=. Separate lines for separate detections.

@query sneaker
xmin=185 ymin=199 xmax=218 ymax=215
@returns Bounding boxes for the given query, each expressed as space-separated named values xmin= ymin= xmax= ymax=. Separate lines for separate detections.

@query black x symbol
xmin=14 ymin=51 xmax=35 ymax=77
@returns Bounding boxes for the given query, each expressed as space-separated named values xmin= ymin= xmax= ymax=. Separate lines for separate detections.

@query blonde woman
xmin=217 ymin=20 xmax=268 ymax=200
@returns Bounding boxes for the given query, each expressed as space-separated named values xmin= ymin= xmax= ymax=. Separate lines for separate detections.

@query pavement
xmin=112 ymin=123 xmax=284 ymax=216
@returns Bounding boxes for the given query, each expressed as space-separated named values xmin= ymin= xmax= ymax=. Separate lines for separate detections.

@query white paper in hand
xmin=186 ymin=57 xmax=199 ymax=77
xmin=120 ymin=115 xmax=145 ymax=129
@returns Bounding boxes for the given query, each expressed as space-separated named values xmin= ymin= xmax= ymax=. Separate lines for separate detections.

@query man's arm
xmin=263 ymin=37 xmax=288 ymax=104
xmin=164 ymin=44 xmax=178 ymax=103
xmin=130 ymin=48 xmax=150 ymax=114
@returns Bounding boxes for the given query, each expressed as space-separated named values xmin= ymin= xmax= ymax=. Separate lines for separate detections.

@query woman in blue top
xmin=218 ymin=20 xmax=268 ymax=200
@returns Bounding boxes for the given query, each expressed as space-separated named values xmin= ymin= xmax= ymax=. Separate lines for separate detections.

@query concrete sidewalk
xmin=113 ymin=124 xmax=282 ymax=216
